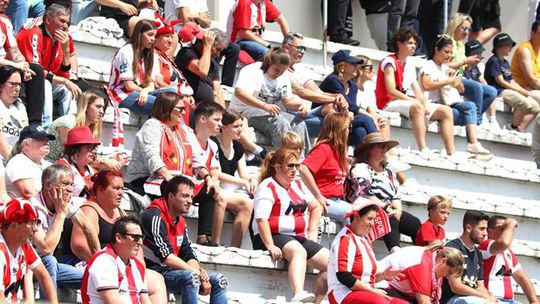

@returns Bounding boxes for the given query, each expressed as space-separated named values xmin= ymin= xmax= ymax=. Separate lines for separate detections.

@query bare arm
xmin=410 ymin=81 xmax=429 ymax=105
xmin=72 ymin=209 xmax=101 ymax=255
xmin=163 ymin=254 xmax=199 ymax=273
xmin=494 ymin=75 xmax=530 ymax=96
xmin=512 ymin=268 xmax=539 ymax=304
xmin=177 ymin=7 xmax=211 ymax=28
xmin=517 ymin=48 xmax=540 ymax=89
xmin=298 ymin=164 xmax=325 ymax=206
xmin=0 ymin=126 xmax=10 ymax=160
xmin=33 ymin=263 xmax=58 ymax=303
xmin=306 ymin=201 xmax=322 ymax=241
xmin=414 ymin=293 xmax=431 ymax=304
xmin=235 ymin=87 xmax=270 ymax=110
xmin=489 ymin=218 xmax=517 ymax=254
xmin=13 ymin=179 xmax=37 ymax=198
xmin=213 ymin=80 xmax=226 ymax=107
xmin=419 ymin=73 xmax=457 ymax=91
xmin=274 ymin=14 xmax=290 ymax=35
xmin=384 ymin=65 xmax=415 ymax=101
xmin=70 ymin=205 xmax=99 ymax=261
xmin=32 ymin=212 xmax=67 ymax=255
xmin=447 ymin=277 xmax=495 ymax=301
xmin=186 ymin=32 xmax=215 ymax=77
xmin=292 ymin=82 xmax=337 ymax=103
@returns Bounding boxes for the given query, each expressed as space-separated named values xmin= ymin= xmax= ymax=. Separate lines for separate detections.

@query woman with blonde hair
xmin=252 ymin=148 xmax=327 ymax=303
xmin=46 ymin=88 xmax=105 ymax=162
xmin=444 ymin=13 xmax=498 ymax=129
xmin=299 ymin=112 xmax=353 ymax=224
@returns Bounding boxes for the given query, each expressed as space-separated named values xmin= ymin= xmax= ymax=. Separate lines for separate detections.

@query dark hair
xmin=349 ymin=204 xmax=378 ymax=223
xmin=194 ymin=101 xmax=225 ymax=120
xmin=221 ymin=110 xmax=243 ymax=126
xmin=261 ymin=47 xmax=290 ymax=72
xmin=92 ymin=170 xmax=123 ymax=194
xmin=161 ymin=175 xmax=195 ymax=202
xmin=130 ymin=19 xmax=156 ymax=86
xmin=392 ymin=27 xmax=420 ymax=53
xmin=110 ymin=216 xmax=141 ymax=243
xmin=488 ymin=215 xmax=507 ymax=229
xmin=282 ymin=32 xmax=304 ymax=45
xmin=462 ymin=210 xmax=489 ymax=229
xmin=151 ymin=92 xmax=182 ymax=121
xmin=0 ymin=65 xmax=23 ymax=85
xmin=433 ymin=34 xmax=453 ymax=57
xmin=532 ymin=21 xmax=540 ymax=33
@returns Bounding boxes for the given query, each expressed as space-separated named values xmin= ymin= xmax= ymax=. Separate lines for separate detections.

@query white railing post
xmin=443 ymin=0 xmax=448 ymax=29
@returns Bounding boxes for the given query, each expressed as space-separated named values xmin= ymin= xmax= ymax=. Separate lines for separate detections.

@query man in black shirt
xmin=441 ymin=210 xmax=498 ymax=304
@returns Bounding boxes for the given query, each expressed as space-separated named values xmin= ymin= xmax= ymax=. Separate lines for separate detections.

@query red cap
xmin=64 ymin=126 xmax=101 ymax=148
xmin=178 ymin=22 xmax=205 ymax=43
xmin=155 ymin=17 xmax=180 ymax=37
xmin=0 ymin=198 xmax=38 ymax=225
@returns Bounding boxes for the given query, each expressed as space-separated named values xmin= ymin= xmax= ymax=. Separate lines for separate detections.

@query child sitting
xmin=415 ymin=195 xmax=452 ymax=246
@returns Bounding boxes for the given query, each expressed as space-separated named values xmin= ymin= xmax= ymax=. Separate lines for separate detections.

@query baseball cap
xmin=0 ymin=198 xmax=38 ymax=225
xmin=465 ymin=40 xmax=485 ymax=57
xmin=331 ymin=49 xmax=364 ymax=65
xmin=493 ymin=33 xmax=516 ymax=50
xmin=178 ymin=22 xmax=205 ymax=43
xmin=19 ymin=124 xmax=56 ymax=141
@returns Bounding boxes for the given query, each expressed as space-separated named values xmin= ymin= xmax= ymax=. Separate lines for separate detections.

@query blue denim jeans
xmin=326 ymin=198 xmax=353 ymax=225
xmin=462 ymin=78 xmax=497 ymax=124
xmin=157 ymin=267 xmax=228 ymax=304
xmin=451 ymin=101 xmax=478 ymax=126
xmin=7 ymin=0 xmax=43 ymax=33
xmin=43 ymin=80 xmax=77 ymax=128
xmin=498 ymin=299 xmax=522 ymax=304
xmin=303 ymin=107 xmax=324 ymax=139
xmin=119 ymin=87 xmax=177 ymax=116
xmin=71 ymin=0 xmax=98 ymax=25
xmin=350 ymin=113 xmax=378 ymax=146
xmin=446 ymin=295 xmax=491 ymax=304
xmin=41 ymin=255 xmax=83 ymax=289
xmin=236 ymin=39 xmax=268 ymax=61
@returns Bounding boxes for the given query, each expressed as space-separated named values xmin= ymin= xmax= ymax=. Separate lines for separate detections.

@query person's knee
xmin=409 ymin=101 xmax=424 ymax=117
xmin=210 ymin=273 xmax=228 ymax=291
xmin=437 ymin=105 xmax=453 ymax=120
xmin=273 ymin=116 xmax=292 ymax=132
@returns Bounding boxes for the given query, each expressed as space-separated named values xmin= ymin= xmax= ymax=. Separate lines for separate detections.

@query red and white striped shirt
xmin=252 ymin=177 xmax=315 ymax=237
xmin=0 ymin=233 xmax=41 ymax=302
xmin=226 ymin=0 xmax=280 ymax=42
xmin=0 ymin=14 xmax=17 ymax=54
xmin=478 ymin=239 xmax=521 ymax=300
xmin=82 ymin=245 xmax=148 ymax=304
xmin=327 ymin=226 xmax=377 ymax=303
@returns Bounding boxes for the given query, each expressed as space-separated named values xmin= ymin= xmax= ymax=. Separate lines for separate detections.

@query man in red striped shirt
xmin=479 ymin=215 xmax=538 ymax=304
xmin=0 ymin=198 xmax=57 ymax=303
xmin=81 ymin=216 xmax=150 ymax=304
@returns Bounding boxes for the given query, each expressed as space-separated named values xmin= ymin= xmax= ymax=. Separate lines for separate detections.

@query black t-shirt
xmin=100 ymin=0 xmax=137 ymax=17
xmin=175 ymin=46 xmax=220 ymax=103
xmin=214 ymin=138 xmax=244 ymax=176
xmin=441 ymin=238 xmax=484 ymax=303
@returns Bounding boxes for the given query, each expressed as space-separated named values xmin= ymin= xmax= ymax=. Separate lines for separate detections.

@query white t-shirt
xmin=230 ymin=62 xmax=293 ymax=115
xmin=164 ymin=0 xmax=209 ymax=27
xmin=5 ymin=153 xmax=51 ymax=197
xmin=357 ymin=80 xmax=377 ymax=110
xmin=286 ymin=63 xmax=316 ymax=108
xmin=0 ymin=99 xmax=28 ymax=148
xmin=420 ymin=60 xmax=463 ymax=104
xmin=31 ymin=192 xmax=85 ymax=233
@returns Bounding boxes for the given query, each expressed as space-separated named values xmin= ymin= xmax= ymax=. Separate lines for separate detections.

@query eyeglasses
xmin=286 ymin=163 xmax=301 ymax=170
xmin=174 ymin=106 xmax=187 ymax=113
xmin=361 ymin=65 xmax=373 ymax=72
xmin=123 ymin=233 xmax=145 ymax=242
xmin=461 ymin=26 xmax=471 ymax=32
xmin=6 ymin=81 xmax=21 ymax=88
xmin=287 ymin=43 xmax=306 ymax=54
xmin=435 ymin=34 xmax=452 ymax=47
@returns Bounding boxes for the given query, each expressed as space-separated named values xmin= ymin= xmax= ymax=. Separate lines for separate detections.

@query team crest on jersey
xmin=177 ymin=236 xmax=184 ymax=246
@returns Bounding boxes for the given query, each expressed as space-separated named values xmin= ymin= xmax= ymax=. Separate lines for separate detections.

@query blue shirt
xmin=318 ymin=73 xmax=359 ymax=113
xmin=485 ymin=55 xmax=513 ymax=94
xmin=463 ymin=65 xmax=481 ymax=82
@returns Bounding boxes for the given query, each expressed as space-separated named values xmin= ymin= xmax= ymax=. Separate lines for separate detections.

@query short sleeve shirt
xmin=347 ymin=163 xmax=400 ymax=204
xmin=441 ymin=238 xmax=484 ymax=303
xmin=0 ymin=14 xmax=17 ymax=54
xmin=478 ymin=239 xmax=521 ymax=300
xmin=31 ymin=192 xmax=84 ymax=233
xmin=226 ymin=0 xmax=281 ymax=42
xmin=463 ymin=65 xmax=482 ymax=82
xmin=175 ymin=46 xmax=220 ymax=103
xmin=485 ymin=55 xmax=513 ymax=94
xmin=164 ymin=0 xmax=209 ymax=23
xmin=230 ymin=62 xmax=292 ymax=114
xmin=319 ymin=73 xmax=359 ymax=113
xmin=45 ymin=114 xmax=77 ymax=162
xmin=420 ymin=60 xmax=463 ymax=103
xmin=5 ymin=153 xmax=51 ymax=197
xmin=302 ymin=143 xmax=346 ymax=198
xmin=415 ymin=220 xmax=445 ymax=246
xmin=0 ymin=99 xmax=28 ymax=148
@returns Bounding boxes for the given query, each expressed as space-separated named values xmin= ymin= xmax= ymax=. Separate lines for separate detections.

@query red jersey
xmin=0 ymin=233 xmax=41 ymax=302
xmin=375 ymin=54 xmax=404 ymax=110
xmin=16 ymin=22 xmax=75 ymax=79
xmin=327 ymin=226 xmax=377 ymax=304
xmin=226 ymin=0 xmax=281 ymax=43
xmin=0 ymin=14 xmax=17 ymax=55
xmin=478 ymin=239 xmax=521 ymax=300
xmin=82 ymin=244 xmax=148 ymax=304
xmin=303 ymin=143 xmax=347 ymax=199
xmin=415 ymin=220 xmax=445 ymax=246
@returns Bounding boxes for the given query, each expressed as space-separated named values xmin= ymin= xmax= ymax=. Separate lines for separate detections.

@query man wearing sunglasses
xmin=282 ymin=32 xmax=348 ymax=137
xmin=82 ymin=216 xmax=150 ymax=304
xmin=31 ymin=164 xmax=100 ymax=291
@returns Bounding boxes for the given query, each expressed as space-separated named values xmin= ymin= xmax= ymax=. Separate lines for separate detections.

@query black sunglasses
xmin=123 ymin=233 xmax=145 ymax=242
xmin=286 ymin=163 xmax=301 ymax=169
xmin=174 ymin=106 xmax=187 ymax=113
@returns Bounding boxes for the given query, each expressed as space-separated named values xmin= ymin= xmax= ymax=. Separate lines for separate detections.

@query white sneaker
xmin=386 ymin=157 xmax=411 ymax=172
xmin=467 ymin=143 xmax=491 ymax=155
xmin=291 ymin=291 xmax=316 ymax=303
xmin=400 ymin=178 xmax=419 ymax=194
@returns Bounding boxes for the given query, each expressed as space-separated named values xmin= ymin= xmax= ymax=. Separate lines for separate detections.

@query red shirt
xmin=16 ymin=22 xmax=75 ymax=79
xmin=388 ymin=248 xmax=437 ymax=299
xmin=227 ymin=0 xmax=281 ymax=42
xmin=375 ymin=54 xmax=404 ymax=110
xmin=302 ymin=143 xmax=347 ymax=198
xmin=415 ymin=220 xmax=445 ymax=246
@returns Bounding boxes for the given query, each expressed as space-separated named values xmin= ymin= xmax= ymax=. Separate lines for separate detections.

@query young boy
xmin=280 ymin=131 xmax=305 ymax=157
xmin=415 ymin=195 xmax=452 ymax=246
xmin=485 ymin=33 xmax=540 ymax=131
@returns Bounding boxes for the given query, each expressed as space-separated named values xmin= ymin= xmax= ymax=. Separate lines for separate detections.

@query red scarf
xmin=160 ymin=122 xmax=192 ymax=176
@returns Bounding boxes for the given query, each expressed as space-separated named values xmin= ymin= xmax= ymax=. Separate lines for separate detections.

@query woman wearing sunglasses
xmin=444 ymin=13 xmax=497 ymax=130
xmin=126 ymin=92 xmax=193 ymax=196
xmin=251 ymin=148 xmax=328 ymax=303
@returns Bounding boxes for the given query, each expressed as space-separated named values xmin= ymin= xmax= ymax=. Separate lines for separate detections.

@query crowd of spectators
xmin=0 ymin=0 xmax=538 ymax=303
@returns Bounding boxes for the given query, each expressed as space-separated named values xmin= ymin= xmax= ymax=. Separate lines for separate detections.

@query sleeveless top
xmin=511 ymin=41 xmax=540 ymax=88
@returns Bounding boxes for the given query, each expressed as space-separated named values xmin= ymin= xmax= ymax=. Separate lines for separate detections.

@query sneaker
xmin=246 ymin=154 xmax=264 ymax=167
xmin=291 ymin=291 xmax=316 ymax=303
xmin=400 ymin=178 xmax=419 ymax=194
xmin=386 ymin=157 xmax=411 ymax=172
xmin=488 ymin=118 xmax=501 ymax=135
xmin=467 ymin=143 xmax=491 ymax=155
